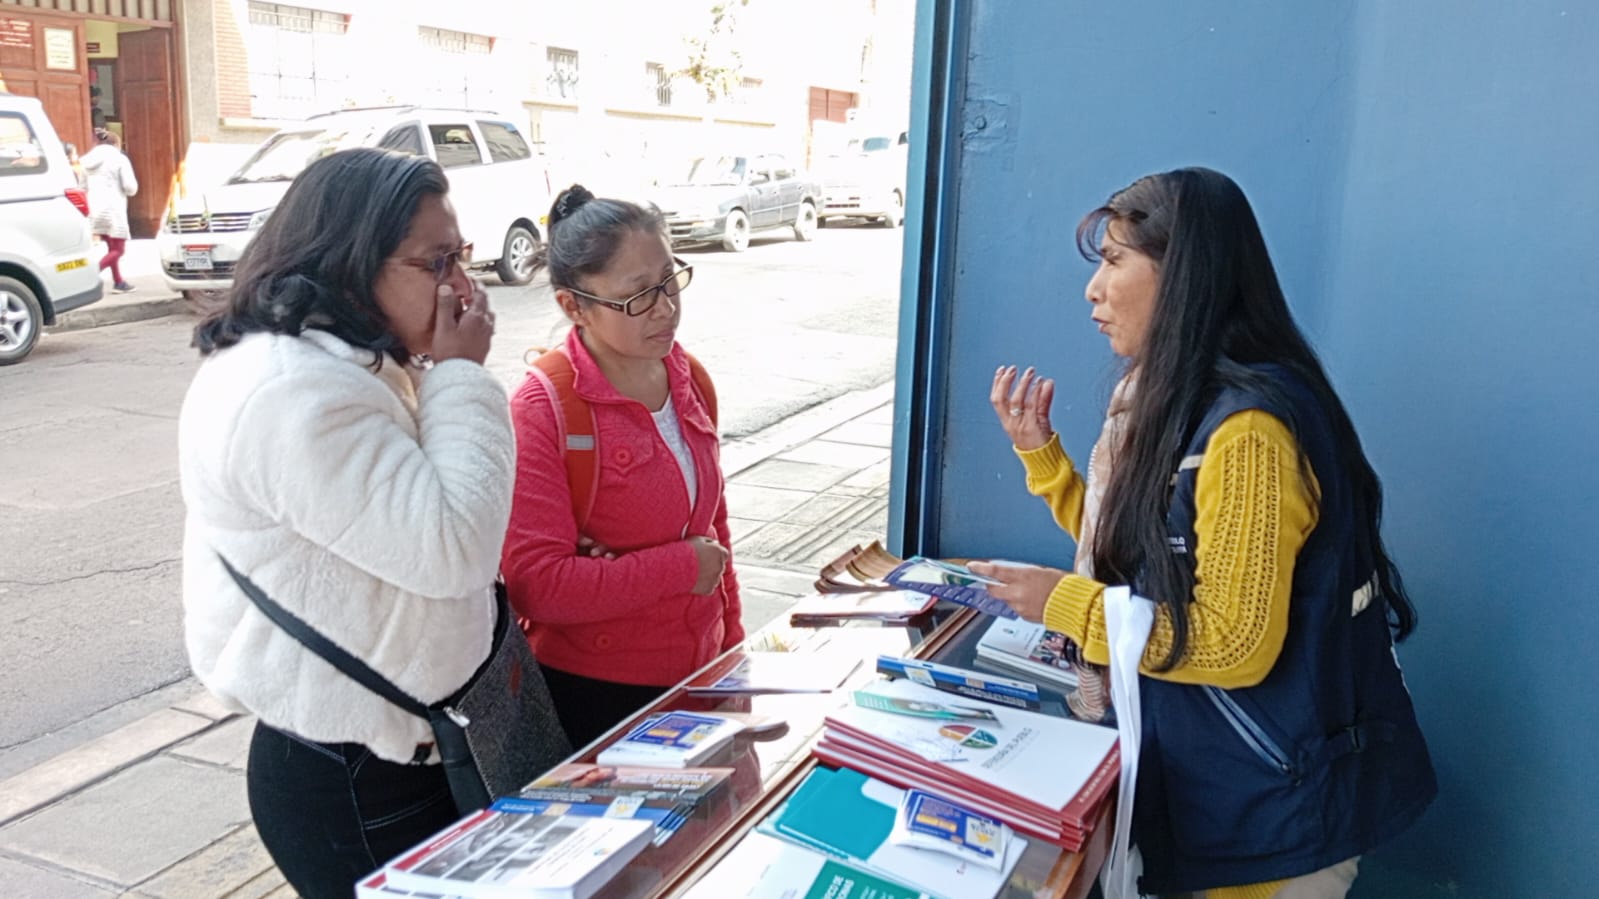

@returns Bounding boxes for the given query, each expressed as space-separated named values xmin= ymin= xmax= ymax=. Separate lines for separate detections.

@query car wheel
xmin=793 ymin=202 xmax=818 ymax=242
xmin=0 ymin=276 xmax=43 ymax=366
xmin=879 ymin=191 xmax=905 ymax=228
xmin=496 ymin=225 xmax=540 ymax=285
xmin=721 ymin=210 xmax=750 ymax=253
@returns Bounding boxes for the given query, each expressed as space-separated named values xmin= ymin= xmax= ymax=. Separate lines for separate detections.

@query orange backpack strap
xmin=686 ymin=353 xmax=718 ymax=428
xmin=529 ymin=348 xmax=600 ymax=531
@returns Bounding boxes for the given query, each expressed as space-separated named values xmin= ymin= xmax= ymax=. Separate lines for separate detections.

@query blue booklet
xmin=884 ymin=557 xmax=1019 ymax=619
xmin=596 ymin=711 xmax=744 ymax=768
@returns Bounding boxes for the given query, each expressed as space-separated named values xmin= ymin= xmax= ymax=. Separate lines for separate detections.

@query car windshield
xmin=860 ymin=136 xmax=895 ymax=152
xmin=679 ymin=156 xmax=744 ymax=186
xmin=228 ymin=125 xmax=377 ymax=184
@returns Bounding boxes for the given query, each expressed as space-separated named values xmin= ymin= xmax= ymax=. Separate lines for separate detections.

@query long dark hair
xmin=535 ymin=184 xmax=666 ymax=295
xmin=1077 ymin=167 xmax=1416 ymax=669
xmin=193 ymin=148 xmax=449 ymax=364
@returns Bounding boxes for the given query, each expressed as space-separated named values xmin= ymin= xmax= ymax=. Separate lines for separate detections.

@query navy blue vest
xmin=1132 ymin=366 xmax=1436 ymax=894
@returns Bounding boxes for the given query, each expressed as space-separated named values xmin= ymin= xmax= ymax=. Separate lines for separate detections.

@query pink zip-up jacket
xmin=501 ymin=328 xmax=743 ymax=686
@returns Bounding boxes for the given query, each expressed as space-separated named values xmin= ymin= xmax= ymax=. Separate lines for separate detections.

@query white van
xmin=817 ymin=128 xmax=911 ymax=228
xmin=156 ymin=106 xmax=552 ymax=298
xmin=0 ymin=93 xmax=104 ymax=365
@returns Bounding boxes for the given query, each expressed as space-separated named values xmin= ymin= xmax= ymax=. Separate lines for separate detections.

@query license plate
xmin=182 ymin=247 xmax=214 ymax=271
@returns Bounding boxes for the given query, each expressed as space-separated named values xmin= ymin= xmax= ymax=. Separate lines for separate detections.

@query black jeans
xmin=539 ymin=665 xmax=668 ymax=749
xmin=246 ymin=722 xmax=458 ymax=899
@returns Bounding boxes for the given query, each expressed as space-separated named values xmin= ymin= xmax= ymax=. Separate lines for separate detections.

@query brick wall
xmin=213 ymin=0 xmax=253 ymax=119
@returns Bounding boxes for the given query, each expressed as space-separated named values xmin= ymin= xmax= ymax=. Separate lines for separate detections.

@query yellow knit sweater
xmin=1017 ymin=410 xmax=1318 ymax=899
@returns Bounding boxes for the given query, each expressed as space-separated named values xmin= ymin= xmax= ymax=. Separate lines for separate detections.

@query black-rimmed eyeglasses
xmin=567 ymin=259 xmax=693 ymax=317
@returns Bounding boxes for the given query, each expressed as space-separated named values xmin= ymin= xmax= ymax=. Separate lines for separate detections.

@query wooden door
xmin=115 ymin=28 xmax=178 ymax=238
xmin=0 ymin=13 xmax=90 ymax=152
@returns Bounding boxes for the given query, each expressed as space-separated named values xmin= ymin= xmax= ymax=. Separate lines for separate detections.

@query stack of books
xmin=972 ymin=617 xmax=1080 ymax=692
xmin=493 ymin=763 xmax=732 ymax=846
xmin=595 ymin=711 xmax=746 ymax=768
xmin=375 ymin=806 xmax=654 ymax=899
xmin=813 ymin=678 xmax=1118 ymax=852
xmin=813 ymin=540 xmax=906 ymax=593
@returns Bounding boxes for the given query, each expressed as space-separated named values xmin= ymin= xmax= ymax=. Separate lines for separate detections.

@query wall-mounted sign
xmin=86 ymin=41 xmax=101 ymax=54
xmin=44 ymin=26 xmax=75 ymax=71
xmin=0 ymin=17 xmax=33 ymax=49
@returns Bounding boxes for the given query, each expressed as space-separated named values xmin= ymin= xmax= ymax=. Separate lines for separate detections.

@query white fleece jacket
xmin=179 ymin=329 xmax=515 ymax=763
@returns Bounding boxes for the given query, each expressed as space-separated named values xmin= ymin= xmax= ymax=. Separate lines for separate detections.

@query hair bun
xmin=551 ymin=184 xmax=595 ymax=228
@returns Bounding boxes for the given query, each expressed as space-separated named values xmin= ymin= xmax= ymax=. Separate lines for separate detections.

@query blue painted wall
xmin=890 ymin=1 xmax=1599 ymax=895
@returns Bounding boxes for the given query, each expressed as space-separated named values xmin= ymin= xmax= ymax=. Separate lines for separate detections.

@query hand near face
xmin=966 ymin=559 xmax=1068 ymax=624
xmin=430 ymin=282 xmax=494 ymax=365
xmin=991 ymin=365 xmax=1055 ymax=451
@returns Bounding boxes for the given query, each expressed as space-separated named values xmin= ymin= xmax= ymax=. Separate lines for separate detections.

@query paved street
xmin=0 ymin=224 xmax=905 ymax=777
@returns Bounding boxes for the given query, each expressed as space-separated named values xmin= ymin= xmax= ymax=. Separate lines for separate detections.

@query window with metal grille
xmin=245 ymin=2 xmax=350 ymax=120
xmin=546 ymin=47 xmax=579 ymax=100
xmin=418 ymin=26 xmax=494 ymax=110
xmin=646 ymin=62 xmax=672 ymax=107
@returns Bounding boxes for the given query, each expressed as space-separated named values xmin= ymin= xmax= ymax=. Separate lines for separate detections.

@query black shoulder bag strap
xmin=216 ymin=553 xmax=431 ymax=720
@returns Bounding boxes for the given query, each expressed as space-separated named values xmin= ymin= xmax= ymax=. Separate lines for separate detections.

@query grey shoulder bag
xmin=217 ymin=554 xmax=571 ymax=814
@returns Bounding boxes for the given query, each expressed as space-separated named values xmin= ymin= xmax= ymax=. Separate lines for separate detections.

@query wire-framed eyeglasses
xmin=392 ymin=242 xmax=474 ymax=284
xmin=567 ymin=259 xmax=693 ymax=317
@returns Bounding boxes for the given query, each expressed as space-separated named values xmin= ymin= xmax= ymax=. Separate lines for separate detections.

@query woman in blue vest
xmin=969 ymin=168 xmax=1435 ymax=898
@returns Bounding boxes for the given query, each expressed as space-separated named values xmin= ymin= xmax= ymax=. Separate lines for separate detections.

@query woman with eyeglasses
xmin=968 ymin=169 xmax=1434 ymax=898
xmin=500 ymin=185 xmax=742 ymax=747
xmin=179 ymin=149 xmax=520 ymax=896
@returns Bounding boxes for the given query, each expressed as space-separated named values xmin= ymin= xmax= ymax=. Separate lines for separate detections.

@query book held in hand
xmin=884 ymin=557 xmax=1019 ymax=619
xmin=383 ymin=808 xmax=652 ymax=899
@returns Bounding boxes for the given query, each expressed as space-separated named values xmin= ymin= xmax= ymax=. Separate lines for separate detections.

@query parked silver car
xmin=652 ymin=153 xmax=822 ymax=252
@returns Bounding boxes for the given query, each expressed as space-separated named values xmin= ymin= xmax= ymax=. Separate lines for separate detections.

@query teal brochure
xmin=775 ymin=767 xmax=893 ymax=860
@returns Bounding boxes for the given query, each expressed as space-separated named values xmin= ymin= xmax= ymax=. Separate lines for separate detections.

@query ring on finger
xmin=1009 ymin=407 xmax=1023 ymax=416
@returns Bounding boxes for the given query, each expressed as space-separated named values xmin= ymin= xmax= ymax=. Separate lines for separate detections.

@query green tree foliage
xmin=678 ymin=0 xmax=751 ymax=102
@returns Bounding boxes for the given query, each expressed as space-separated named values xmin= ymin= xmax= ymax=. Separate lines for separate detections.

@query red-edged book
xmin=817 ymin=680 xmax=1118 ymax=851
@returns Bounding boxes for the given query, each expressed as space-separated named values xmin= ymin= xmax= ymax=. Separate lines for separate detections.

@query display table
xmin=395 ymin=606 xmax=1115 ymax=899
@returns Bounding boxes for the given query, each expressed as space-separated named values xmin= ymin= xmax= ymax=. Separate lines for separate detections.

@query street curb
xmin=721 ymin=381 xmax=895 ymax=477
xmin=0 ymin=381 xmax=895 ymax=825
xmin=48 ymin=295 xmax=188 ymax=333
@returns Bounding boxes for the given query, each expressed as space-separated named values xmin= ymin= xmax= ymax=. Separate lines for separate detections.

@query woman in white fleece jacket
xmin=179 ymin=149 xmax=513 ymax=897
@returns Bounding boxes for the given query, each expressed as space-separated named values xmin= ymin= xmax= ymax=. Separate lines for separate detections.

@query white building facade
xmin=179 ymin=0 xmax=915 ymax=195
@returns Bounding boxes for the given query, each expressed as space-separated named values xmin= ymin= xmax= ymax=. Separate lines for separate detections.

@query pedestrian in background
xmin=500 ymin=185 xmax=743 ymax=747
xmin=179 ymin=148 xmax=518 ymax=897
xmin=81 ymin=128 xmax=137 ymax=292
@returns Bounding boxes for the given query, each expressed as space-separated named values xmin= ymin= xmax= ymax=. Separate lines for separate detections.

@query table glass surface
xmin=450 ymin=605 xmax=1115 ymax=899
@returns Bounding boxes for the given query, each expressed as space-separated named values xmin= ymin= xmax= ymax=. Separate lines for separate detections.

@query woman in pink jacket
xmin=501 ymin=185 xmax=741 ymax=747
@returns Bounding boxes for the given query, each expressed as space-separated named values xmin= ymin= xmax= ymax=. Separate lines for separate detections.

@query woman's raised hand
xmin=991 ymin=365 xmax=1055 ymax=451
xmin=431 ymin=282 xmax=494 ymax=365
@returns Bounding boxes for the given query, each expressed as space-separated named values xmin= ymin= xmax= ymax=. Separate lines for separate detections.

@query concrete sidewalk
xmin=0 ymin=384 xmax=896 ymax=898
xmin=49 ymin=239 xmax=191 ymax=335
